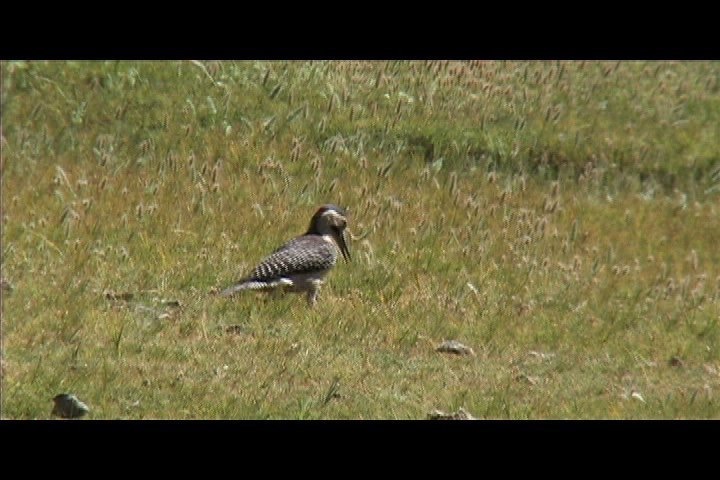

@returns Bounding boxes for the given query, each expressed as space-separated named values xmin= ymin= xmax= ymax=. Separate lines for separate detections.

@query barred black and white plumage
xmin=220 ymin=204 xmax=351 ymax=306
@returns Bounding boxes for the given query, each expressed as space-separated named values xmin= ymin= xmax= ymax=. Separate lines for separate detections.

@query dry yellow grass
xmin=2 ymin=60 xmax=719 ymax=419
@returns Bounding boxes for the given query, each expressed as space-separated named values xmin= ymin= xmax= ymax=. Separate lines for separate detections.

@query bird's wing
xmin=245 ymin=235 xmax=337 ymax=282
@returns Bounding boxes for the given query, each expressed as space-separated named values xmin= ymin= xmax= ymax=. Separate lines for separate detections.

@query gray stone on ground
xmin=52 ymin=394 xmax=90 ymax=419
xmin=436 ymin=340 xmax=475 ymax=356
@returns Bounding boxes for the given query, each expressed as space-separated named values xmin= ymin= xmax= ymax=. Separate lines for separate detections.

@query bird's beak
xmin=337 ymin=229 xmax=351 ymax=262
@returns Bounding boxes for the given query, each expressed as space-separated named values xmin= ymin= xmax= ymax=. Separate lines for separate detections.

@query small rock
xmin=427 ymin=407 xmax=477 ymax=420
xmin=134 ymin=304 xmax=157 ymax=315
xmin=52 ymin=394 xmax=90 ymax=419
xmin=1 ymin=278 xmax=13 ymax=292
xmin=69 ymin=362 xmax=89 ymax=371
xmin=515 ymin=373 xmax=540 ymax=386
xmin=105 ymin=290 xmax=134 ymax=301
xmin=668 ymin=356 xmax=684 ymax=368
xmin=225 ymin=324 xmax=249 ymax=335
xmin=436 ymin=340 xmax=475 ymax=356
xmin=631 ymin=391 xmax=646 ymax=403
xmin=528 ymin=351 xmax=556 ymax=361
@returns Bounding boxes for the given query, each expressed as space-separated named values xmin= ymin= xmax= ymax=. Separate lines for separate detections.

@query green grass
xmin=2 ymin=60 xmax=719 ymax=419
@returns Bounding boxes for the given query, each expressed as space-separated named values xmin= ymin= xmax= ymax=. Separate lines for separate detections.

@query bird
xmin=220 ymin=204 xmax=351 ymax=306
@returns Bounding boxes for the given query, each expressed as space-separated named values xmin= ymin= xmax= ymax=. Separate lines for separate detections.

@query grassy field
xmin=1 ymin=60 xmax=719 ymax=419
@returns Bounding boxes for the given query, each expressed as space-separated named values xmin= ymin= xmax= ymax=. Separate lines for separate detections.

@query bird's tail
xmin=219 ymin=284 xmax=244 ymax=297
xmin=219 ymin=278 xmax=292 ymax=297
xmin=218 ymin=281 xmax=254 ymax=297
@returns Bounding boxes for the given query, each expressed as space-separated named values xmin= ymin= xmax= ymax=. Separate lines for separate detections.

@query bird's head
xmin=308 ymin=204 xmax=351 ymax=262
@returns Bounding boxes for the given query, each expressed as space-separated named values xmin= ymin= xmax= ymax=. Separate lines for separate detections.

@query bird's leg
xmin=307 ymin=285 xmax=319 ymax=307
